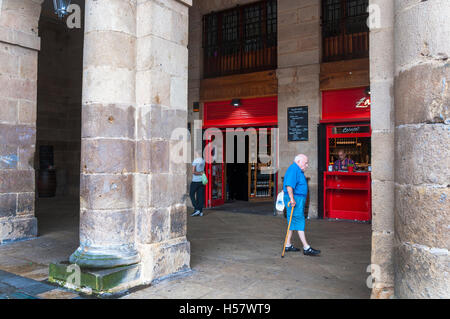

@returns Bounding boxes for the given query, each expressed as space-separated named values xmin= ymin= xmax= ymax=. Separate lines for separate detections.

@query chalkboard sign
xmin=288 ymin=106 xmax=308 ymax=141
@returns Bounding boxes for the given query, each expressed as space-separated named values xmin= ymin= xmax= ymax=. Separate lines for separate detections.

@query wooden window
xmin=202 ymin=0 xmax=277 ymax=79
xmin=322 ymin=0 xmax=369 ymax=62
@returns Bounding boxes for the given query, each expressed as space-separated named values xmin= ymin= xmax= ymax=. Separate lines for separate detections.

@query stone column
xmin=135 ymin=0 xmax=191 ymax=283
xmin=276 ymin=0 xmax=321 ymax=217
xmin=69 ymin=0 xmax=140 ymax=268
xmin=369 ymin=0 xmax=395 ymax=299
xmin=394 ymin=0 xmax=450 ymax=298
xmin=0 ymin=0 xmax=43 ymax=244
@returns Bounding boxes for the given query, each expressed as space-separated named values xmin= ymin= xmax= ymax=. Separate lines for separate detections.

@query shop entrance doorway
xmin=202 ymin=96 xmax=278 ymax=209
xmin=203 ymin=127 xmax=278 ymax=209
xmin=226 ymin=134 xmax=249 ymax=201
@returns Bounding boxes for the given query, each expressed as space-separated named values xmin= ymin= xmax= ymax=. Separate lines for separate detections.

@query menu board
xmin=288 ymin=106 xmax=308 ymax=141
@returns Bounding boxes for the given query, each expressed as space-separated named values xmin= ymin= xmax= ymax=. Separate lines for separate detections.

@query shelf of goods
xmin=249 ymin=163 xmax=274 ymax=202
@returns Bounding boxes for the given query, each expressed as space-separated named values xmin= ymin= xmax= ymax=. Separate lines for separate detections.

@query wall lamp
xmin=193 ymin=102 xmax=200 ymax=112
xmin=231 ymin=99 xmax=242 ymax=107
xmin=53 ymin=0 xmax=71 ymax=19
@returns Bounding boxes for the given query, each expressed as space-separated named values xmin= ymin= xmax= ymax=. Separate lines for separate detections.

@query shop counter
xmin=323 ymin=171 xmax=371 ymax=221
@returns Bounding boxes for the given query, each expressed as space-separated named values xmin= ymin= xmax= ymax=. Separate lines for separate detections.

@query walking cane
xmin=281 ymin=202 xmax=295 ymax=258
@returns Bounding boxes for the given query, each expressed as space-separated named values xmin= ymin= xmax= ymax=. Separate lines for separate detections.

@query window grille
xmin=202 ymin=0 xmax=277 ymax=78
xmin=322 ymin=0 xmax=369 ymax=62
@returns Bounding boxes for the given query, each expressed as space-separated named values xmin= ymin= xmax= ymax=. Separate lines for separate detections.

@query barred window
xmin=322 ymin=0 xmax=369 ymax=62
xmin=204 ymin=14 xmax=218 ymax=58
xmin=202 ymin=0 xmax=277 ymax=78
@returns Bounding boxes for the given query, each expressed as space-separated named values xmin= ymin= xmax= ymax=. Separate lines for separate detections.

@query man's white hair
xmin=294 ymin=154 xmax=308 ymax=163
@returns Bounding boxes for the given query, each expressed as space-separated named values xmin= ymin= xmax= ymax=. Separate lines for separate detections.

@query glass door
xmin=204 ymin=129 xmax=225 ymax=208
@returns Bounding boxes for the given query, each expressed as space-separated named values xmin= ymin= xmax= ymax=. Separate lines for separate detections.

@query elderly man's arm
xmin=286 ymin=186 xmax=296 ymax=207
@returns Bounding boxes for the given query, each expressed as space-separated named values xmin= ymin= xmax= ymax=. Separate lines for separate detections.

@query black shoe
xmin=303 ymin=247 xmax=321 ymax=256
xmin=285 ymin=245 xmax=300 ymax=252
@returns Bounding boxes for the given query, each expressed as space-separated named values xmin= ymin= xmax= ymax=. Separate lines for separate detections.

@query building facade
xmin=0 ymin=0 xmax=448 ymax=298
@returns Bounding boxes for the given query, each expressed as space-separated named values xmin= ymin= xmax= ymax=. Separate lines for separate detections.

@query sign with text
xmin=287 ymin=106 xmax=308 ymax=141
xmin=332 ymin=125 xmax=370 ymax=134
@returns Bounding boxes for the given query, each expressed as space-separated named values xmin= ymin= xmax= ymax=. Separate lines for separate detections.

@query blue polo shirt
xmin=283 ymin=162 xmax=308 ymax=196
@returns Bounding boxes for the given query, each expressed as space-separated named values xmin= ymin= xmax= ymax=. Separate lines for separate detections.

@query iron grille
xmin=322 ymin=0 xmax=369 ymax=62
xmin=202 ymin=0 xmax=277 ymax=79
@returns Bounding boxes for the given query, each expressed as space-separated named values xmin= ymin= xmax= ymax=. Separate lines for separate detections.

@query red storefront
xmin=202 ymin=96 xmax=278 ymax=208
xmin=318 ymin=87 xmax=372 ymax=221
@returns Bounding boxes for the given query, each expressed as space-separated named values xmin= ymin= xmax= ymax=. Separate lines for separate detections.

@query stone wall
xmin=187 ymin=0 xmax=259 ymax=203
xmin=0 ymin=0 xmax=43 ymax=243
xmin=393 ymin=0 xmax=450 ymax=298
xmin=277 ymin=0 xmax=321 ymax=218
xmin=189 ymin=0 xmax=321 ymax=217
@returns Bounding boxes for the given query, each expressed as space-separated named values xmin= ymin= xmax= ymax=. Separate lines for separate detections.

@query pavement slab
xmin=0 ymin=197 xmax=372 ymax=299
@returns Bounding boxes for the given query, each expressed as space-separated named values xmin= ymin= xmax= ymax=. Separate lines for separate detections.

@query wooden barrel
xmin=37 ymin=169 xmax=57 ymax=197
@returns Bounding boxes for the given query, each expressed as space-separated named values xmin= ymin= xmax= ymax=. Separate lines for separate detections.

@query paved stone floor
xmin=0 ymin=197 xmax=372 ymax=299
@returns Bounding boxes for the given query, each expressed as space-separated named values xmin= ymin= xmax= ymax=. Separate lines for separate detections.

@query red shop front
xmin=318 ymin=87 xmax=372 ymax=221
xmin=202 ymin=96 xmax=278 ymax=208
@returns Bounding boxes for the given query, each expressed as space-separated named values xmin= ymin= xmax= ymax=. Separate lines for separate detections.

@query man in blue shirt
xmin=283 ymin=154 xmax=321 ymax=256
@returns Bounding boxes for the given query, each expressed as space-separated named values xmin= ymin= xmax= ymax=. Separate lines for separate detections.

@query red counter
xmin=323 ymin=172 xmax=371 ymax=221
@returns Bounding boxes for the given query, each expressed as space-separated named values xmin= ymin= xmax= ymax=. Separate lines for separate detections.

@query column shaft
xmin=369 ymin=0 xmax=395 ymax=299
xmin=69 ymin=0 xmax=140 ymax=268
xmin=394 ymin=0 xmax=450 ymax=298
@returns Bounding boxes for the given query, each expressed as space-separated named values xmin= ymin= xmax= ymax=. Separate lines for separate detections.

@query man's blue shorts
xmin=283 ymin=194 xmax=306 ymax=231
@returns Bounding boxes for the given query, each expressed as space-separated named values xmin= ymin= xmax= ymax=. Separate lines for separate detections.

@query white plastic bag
xmin=275 ymin=191 xmax=285 ymax=211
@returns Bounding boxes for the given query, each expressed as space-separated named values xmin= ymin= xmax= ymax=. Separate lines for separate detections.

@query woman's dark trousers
xmin=190 ymin=182 xmax=205 ymax=213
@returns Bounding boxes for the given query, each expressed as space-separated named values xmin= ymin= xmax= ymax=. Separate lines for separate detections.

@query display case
xmin=248 ymin=129 xmax=277 ymax=202
xmin=327 ymin=125 xmax=371 ymax=171
xmin=248 ymin=163 xmax=275 ymax=201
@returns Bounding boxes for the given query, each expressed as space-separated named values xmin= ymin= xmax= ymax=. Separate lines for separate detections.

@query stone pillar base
xmin=0 ymin=217 xmax=37 ymax=245
xmin=371 ymin=287 xmax=395 ymax=299
xmin=138 ymin=238 xmax=191 ymax=284
xmin=49 ymin=262 xmax=141 ymax=295
xmin=69 ymin=244 xmax=140 ymax=269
